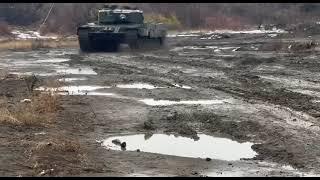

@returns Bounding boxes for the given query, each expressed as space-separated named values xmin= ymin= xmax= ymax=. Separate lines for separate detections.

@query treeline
xmin=0 ymin=3 xmax=320 ymax=34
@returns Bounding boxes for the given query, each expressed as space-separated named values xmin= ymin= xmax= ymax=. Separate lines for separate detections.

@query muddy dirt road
xmin=1 ymin=30 xmax=320 ymax=176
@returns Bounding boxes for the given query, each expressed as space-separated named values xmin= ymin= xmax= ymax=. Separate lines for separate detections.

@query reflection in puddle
xmin=139 ymin=98 xmax=233 ymax=106
xmin=56 ymin=67 xmax=97 ymax=75
xmin=36 ymin=85 xmax=110 ymax=95
xmin=102 ymin=134 xmax=257 ymax=161
xmin=34 ymin=58 xmax=70 ymax=63
xmin=58 ymin=77 xmax=88 ymax=82
xmin=84 ymin=92 xmax=115 ymax=96
xmin=116 ymin=83 xmax=161 ymax=89
xmin=172 ymin=84 xmax=192 ymax=89
xmin=116 ymin=83 xmax=192 ymax=90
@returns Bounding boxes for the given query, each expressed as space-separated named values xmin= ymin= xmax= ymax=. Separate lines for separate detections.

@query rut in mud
xmin=1 ymin=30 xmax=320 ymax=177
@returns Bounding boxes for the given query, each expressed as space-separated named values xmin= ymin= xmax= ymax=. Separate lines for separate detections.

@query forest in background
xmin=0 ymin=3 xmax=320 ymax=35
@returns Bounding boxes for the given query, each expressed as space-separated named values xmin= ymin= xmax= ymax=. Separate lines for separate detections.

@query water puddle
xmin=34 ymin=132 xmax=46 ymax=135
xmin=36 ymin=85 xmax=111 ymax=95
xmin=200 ymin=34 xmax=223 ymax=40
xmin=172 ymin=84 xmax=192 ymax=89
xmin=11 ymin=30 xmax=58 ymax=39
xmin=34 ymin=58 xmax=70 ymax=63
xmin=83 ymin=92 xmax=115 ymax=96
xmin=268 ymin=34 xmax=278 ymax=37
xmin=55 ymin=67 xmax=97 ymax=75
xmin=116 ymin=83 xmax=162 ymax=89
xmin=207 ymin=28 xmax=287 ymax=34
xmin=167 ymin=32 xmax=201 ymax=37
xmin=126 ymin=171 xmax=175 ymax=177
xmin=167 ymin=28 xmax=287 ymax=38
xmin=115 ymin=83 xmax=192 ymax=90
xmin=58 ymin=77 xmax=88 ymax=82
xmin=102 ymin=134 xmax=257 ymax=161
xmin=139 ymin=98 xmax=233 ymax=106
xmin=205 ymin=171 xmax=244 ymax=177
xmin=170 ymin=46 xmax=217 ymax=51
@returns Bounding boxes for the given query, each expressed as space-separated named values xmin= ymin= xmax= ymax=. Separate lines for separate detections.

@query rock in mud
xmin=143 ymin=120 xmax=156 ymax=130
xmin=176 ymin=123 xmax=199 ymax=140
xmin=144 ymin=132 xmax=153 ymax=140
xmin=205 ymin=157 xmax=212 ymax=161
xmin=112 ymin=139 xmax=121 ymax=145
xmin=191 ymin=171 xmax=198 ymax=175
xmin=136 ymin=149 xmax=140 ymax=152
xmin=20 ymin=99 xmax=31 ymax=103
xmin=120 ymin=142 xmax=126 ymax=148
xmin=221 ymin=34 xmax=231 ymax=38
xmin=5 ymin=92 xmax=13 ymax=97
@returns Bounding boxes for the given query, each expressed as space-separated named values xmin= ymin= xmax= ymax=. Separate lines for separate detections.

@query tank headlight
xmin=120 ymin=14 xmax=126 ymax=20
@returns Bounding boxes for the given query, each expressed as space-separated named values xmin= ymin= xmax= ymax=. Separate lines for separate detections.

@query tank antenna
xmin=38 ymin=3 xmax=54 ymax=33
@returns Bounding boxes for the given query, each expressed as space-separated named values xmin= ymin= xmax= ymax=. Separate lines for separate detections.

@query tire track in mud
xmin=0 ymin=34 xmax=314 ymax=176
xmin=64 ymin=36 xmax=320 ymax=174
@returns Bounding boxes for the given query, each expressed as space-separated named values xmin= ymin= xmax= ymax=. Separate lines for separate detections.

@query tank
xmin=77 ymin=4 xmax=167 ymax=52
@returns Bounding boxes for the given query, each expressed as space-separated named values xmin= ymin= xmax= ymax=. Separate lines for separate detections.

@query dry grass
xmin=0 ymin=99 xmax=55 ymax=126
xmin=31 ymin=78 xmax=63 ymax=114
xmin=31 ymin=136 xmax=81 ymax=154
xmin=260 ymin=40 xmax=318 ymax=53
xmin=145 ymin=13 xmax=182 ymax=30
xmin=33 ymin=93 xmax=60 ymax=114
xmin=0 ymin=78 xmax=63 ymax=126
xmin=0 ymin=68 xmax=9 ymax=79
xmin=0 ymin=38 xmax=78 ymax=51
xmin=204 ymin=15 xmax=251 ymax=30
xmin=0 ymin=107 xmax=22 ymax=125
xmin=27 ymin=135 xmax=89 ymax=176
xmin=288 ymin=40 xmax=318 ymax=52
xmin=0 ymin=21 xmax=12 ymax=36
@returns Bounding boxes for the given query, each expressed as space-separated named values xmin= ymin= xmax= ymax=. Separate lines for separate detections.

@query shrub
xmin=144 ymin=13 xmax=182 ymax=30
xmin=204 ymin=14 xmax=251 ymax=30
xmin=0 ymin=21 xmax=12 ymax=36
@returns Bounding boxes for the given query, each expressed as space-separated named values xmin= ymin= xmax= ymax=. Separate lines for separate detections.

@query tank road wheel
xmin=78 ymin=29 xmax=92 ymax=52
xmin=129 ymin=38 xmax=143 ymax=50
xmin=105 ymin=41 xmax=120 ymax=52
xmin=149 ymin=37 xmax=163 ymax=49
xmin=159 ymin=37 xmax=165 ymax=46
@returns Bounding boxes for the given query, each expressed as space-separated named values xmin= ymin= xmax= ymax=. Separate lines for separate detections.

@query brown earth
xmin=1 ymin=30 xmax=320 ymax=176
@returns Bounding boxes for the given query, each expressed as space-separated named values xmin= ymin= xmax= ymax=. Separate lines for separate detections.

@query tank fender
xmin=138 ymin=28 xmax=148 ymax=37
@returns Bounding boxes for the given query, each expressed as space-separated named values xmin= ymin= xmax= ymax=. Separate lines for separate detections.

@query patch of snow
xmin=11 ymin=30 xmax=58 ymax=40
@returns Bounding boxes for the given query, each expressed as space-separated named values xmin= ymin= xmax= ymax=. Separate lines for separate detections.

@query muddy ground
xmin=1 ymin=30 xmax=320 ymax=176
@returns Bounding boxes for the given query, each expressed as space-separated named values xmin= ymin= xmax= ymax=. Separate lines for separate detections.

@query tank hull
xmin=78 ymin=29 xmax=165 ymax=52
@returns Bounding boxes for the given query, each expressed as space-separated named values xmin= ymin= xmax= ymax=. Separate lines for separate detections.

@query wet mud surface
xmin=1 ymin=30 xmax=320 ymax=176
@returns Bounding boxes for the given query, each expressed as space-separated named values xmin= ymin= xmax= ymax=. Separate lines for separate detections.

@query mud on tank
xmin=77 ymin=4 xmax=167 ymax=52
